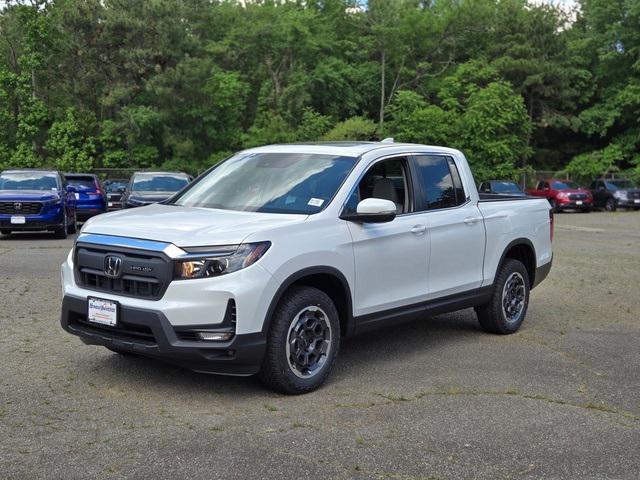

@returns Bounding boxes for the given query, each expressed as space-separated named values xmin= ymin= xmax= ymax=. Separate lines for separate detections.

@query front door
xmin=344 ymin=156 xmax=430 ymax=316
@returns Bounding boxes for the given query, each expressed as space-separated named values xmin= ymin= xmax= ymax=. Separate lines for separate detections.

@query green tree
xmin=46 ymin=107 xmax=96 ymax=172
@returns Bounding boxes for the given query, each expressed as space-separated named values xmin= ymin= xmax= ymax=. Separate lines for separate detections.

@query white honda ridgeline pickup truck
xmin=61 ymin=142 xmax=553 ymax=393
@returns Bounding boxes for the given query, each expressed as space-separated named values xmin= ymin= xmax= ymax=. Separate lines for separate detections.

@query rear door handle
xmin=410 ymin=225 xmax=427 ymax=235
xmin=464 ymin=217 xmax=482 ymax=225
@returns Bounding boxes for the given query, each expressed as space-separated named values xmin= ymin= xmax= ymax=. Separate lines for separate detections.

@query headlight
xmin=174 ymin=242 xmax=271 ymax=280
xmin=42 ymin=197 xmax=61 ymax=206
xmin=613 ymin=191 xmax=627 ymax=200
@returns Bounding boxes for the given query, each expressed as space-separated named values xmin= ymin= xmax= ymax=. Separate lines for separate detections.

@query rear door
xmin=345 ymin=155 xmax=430 ymax=316
xmin=411 ymin=154 xmax=485 ymax=298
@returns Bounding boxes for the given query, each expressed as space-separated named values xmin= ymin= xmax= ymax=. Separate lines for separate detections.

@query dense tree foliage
xmin=0 ymin=0 xmax=637 ymax=182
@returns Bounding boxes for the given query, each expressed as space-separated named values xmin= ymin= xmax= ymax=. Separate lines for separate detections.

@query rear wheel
xmin=259 ymin=286 xmax=340 ymax=394
xmin=605 ymin=198 xmax=616 ymax=212
xmin=475 ymin=258 xmax=530 ymax=334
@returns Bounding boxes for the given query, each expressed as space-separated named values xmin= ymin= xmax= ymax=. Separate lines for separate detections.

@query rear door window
xmin=412 ymin=155 xmax=466 ymax=211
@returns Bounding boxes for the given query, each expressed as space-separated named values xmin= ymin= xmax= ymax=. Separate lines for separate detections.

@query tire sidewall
xmin=263 ymin=287 xmax=340 ymax=393
xmin=497 ymin=259 xmax=530 ymax=333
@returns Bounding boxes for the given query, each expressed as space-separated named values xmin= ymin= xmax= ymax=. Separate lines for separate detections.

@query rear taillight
xmin=549 ymin=208 xmax=554 ymax=242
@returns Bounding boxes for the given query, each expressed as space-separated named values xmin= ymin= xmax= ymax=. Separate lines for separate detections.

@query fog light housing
xmin=196 ymin=331 xmax=234 ymax=342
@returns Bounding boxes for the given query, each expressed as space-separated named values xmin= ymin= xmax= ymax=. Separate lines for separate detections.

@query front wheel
xmin=605 ymin=198 xmax=616 ymax=212
xmin=475 ymin=258 xmax=530 ymax=334
xmin=259 ymin=286 xmax=340 ymax=394
xmin=54 ymin=211 xmax=68 ymax=239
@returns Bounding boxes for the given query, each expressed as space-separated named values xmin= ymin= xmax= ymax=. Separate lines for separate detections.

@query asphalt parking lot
xmin=1 ymin=212 xmax=639 ymax=480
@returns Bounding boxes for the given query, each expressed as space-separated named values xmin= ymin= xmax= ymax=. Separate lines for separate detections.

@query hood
xmin=128 ymin=192 xmax=175 ymax=203
xmin=82 ymin=203 xmax=307 ymax=247
xmin=558 ymin=188 xmax=590 ymax=195
xmin=0 ymin=190 xmax=60 ymax=202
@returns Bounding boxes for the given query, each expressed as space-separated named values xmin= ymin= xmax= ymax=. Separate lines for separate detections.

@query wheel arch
xmin=496 ymin=238 xmax=537 ymax=288
xmin=262 ymin=266 xmax=355 ymax=338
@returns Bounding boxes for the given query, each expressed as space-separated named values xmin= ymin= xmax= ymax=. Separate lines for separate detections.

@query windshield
xmin=0 ymin=172 xmax=59 ymax=191
xmin=492 ymin=181 xmax=522 ymax=193
xmin=171 ymin=152 xmax=357 ymax=214
xmin=552 ymin=181 xmax=580 ymax=190
xmin=606 ymin=180 xmax=636 ymax=190
xmin=105 ymin=181 xmax=128 ymax=193
xmin=131 ymin=174 xmax=189 ymax=193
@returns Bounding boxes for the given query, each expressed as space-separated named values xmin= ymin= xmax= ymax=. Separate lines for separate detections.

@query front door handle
xmin=464 ymin=217 xmax=482 ymax=225
xmin=410 ymin=225 xmax=427 ymax=235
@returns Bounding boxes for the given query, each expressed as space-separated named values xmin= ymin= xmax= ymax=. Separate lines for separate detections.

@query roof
xmin=132 ymin=171 xmax=190 ymax=176
xmin=244 ymin=141 xmax=460 ymax=158
xmin=2 ymin=169 xmax=59 ymax=174
xmin=64 ymin=172 xmax=98 ymax=177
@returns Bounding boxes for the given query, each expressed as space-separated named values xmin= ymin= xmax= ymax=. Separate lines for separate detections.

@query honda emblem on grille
xmin=104 ymin=255 xmax=123 ymax=278
xmin=13 ymin=202 xmax=22 ymax=211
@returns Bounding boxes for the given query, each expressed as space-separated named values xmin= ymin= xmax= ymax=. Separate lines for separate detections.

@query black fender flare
xmin=261 ymin=266 xmax=355 ymax=337
xmin=494 ymin=238 xmax=537 ymax=286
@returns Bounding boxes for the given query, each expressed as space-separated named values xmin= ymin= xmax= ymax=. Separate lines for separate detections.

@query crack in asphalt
xmin=369 ymin=389 xmax=639 ymax=424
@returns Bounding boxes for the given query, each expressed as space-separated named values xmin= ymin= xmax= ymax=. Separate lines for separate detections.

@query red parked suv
xmin=526 ymin=179 xmax=593 ymax=213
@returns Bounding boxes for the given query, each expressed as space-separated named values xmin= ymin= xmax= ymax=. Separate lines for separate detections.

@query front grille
xmin=80 ymin=271 xmax=162 ymax=298
xmin=0 ymin=201 xmax=42 ymax=214
xmin=568 ymin=193 xmax=587 ymax=200
xmin=628 ymin=191 xmax=640 ymax=199
xmin=74 ymin=243 xmax=172 ymax=300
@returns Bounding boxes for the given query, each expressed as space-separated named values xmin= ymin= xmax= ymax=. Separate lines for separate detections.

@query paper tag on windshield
xmin=308 ymin=198 xmax=324 ymax=207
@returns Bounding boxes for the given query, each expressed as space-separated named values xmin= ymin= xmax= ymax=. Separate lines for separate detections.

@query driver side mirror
xmin=341 ymin=198 xmax=397 ymax=223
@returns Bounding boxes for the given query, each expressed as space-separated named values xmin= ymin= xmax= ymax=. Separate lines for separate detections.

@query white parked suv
xmin=60 ymin=142 xmax=553 ymax=393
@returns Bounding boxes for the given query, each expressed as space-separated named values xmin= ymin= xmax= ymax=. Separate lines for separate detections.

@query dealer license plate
xmin=87 ymin=297 xmax=118 ymax=326
xmin=576 ymin=200 xmax=583 ymax=205
xmin=10 ymin=216 xmax=26 ymax=224
xmin=108 ymin=202 xmax=113 ymax=207
xmin=635 ymin=199 xmax=640 ymax=204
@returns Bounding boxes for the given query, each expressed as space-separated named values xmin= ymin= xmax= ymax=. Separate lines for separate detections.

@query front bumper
xmin=615 ymin=198 xmax=640 ymax=208
xmin=0 ymin=209 xmax=65 ymax=231
xmin=61 ymin=295 xmax=266 ymax=375
xmin=556 ymin=200 xmax=592 ymax=210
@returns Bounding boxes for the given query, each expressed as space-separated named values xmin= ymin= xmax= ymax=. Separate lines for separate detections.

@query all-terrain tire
xmin=259 ymin=286 xmax=340 ymax=394
xmin=475 ymin=258 xmax=530 ymax=334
